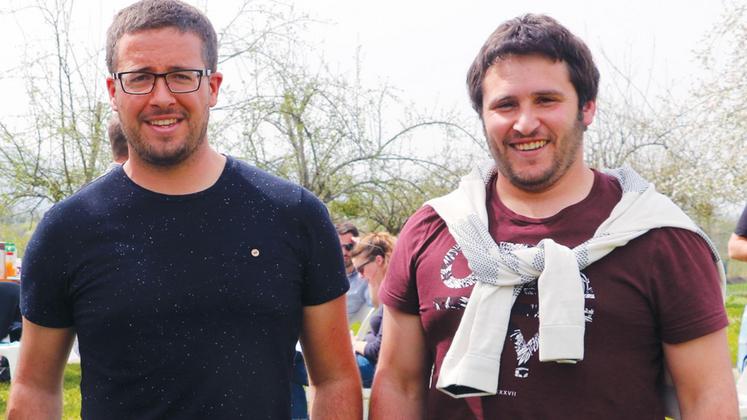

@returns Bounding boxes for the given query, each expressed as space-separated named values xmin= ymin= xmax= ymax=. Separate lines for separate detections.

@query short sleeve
xmin=651 ymin=228 xmax=727 ymax=344
xmin=297 ymin=189 xmax=349 ymax=306
xmin=736 ymin=204 xmax=747 ymax=237
xmin=20 ymin=205 xmax=75 ymax=328
xmin=380 ymin=206 xmax=443 ymax=315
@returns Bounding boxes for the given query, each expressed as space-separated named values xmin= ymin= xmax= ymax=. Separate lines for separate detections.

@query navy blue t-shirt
xmin=22 ymin=156 xmax=349 ymax=419
xmin=736 ymin=203 xmax=747 ymax=236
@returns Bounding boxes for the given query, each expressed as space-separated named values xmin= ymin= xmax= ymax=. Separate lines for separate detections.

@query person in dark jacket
xmin=0 ymin=282 xmax=21 ymax=341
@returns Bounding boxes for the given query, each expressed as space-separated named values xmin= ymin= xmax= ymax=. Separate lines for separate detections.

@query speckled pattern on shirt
xmin=21 ymin=156 xmax=349 ymax=419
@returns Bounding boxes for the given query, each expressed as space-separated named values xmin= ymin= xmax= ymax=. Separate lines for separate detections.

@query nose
xmin=149 ymin=76 xmax=176 ymax=107
xmin=512 ymin=108 xmax=540 ymax=136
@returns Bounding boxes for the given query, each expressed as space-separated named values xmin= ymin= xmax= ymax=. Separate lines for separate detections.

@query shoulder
xmin=227 ymin=157 xmax=324 ymax=214
xmin=591 ymin=169 xmax=623 ymax=201
xmin=390 ymin=203 xmax=457 ymax=269
xmin=400 ymin=204 xmax=448 ymax=243
xmin=642 ymin=228 xmax=727 ymax=342
xmin=39 ymin=170 xmax=124 ymax=228
xmin=645 ymin=227 xmax=719 ymax=264
xmin=624 ymin=226 xmax=722 ymax=292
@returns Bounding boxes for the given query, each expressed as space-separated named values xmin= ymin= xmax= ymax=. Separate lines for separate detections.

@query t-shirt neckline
xmin=488 ymin=169 xmax=606 ymax=225
xmin=117 ymin=155 xmax=234 ymax=202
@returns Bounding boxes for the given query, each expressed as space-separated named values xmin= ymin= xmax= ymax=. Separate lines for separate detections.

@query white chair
xmin=0 ymin=340 xmax=21 ymax=381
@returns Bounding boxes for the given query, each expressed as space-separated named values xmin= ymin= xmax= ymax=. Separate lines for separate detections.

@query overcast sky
xmin=0 ymin=0 xmax=730 ymax=125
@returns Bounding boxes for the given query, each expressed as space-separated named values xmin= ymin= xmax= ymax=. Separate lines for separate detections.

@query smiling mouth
xmin=513 ymin=140 xmax=548 ymax=151
xmin=148 ymin=118 xmax=179 ymax=127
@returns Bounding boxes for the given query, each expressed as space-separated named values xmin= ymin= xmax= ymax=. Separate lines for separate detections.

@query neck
xmin=369 ymin=268 xmax=386 ymax=307
xmin=370 ymin=282 xmax=381 ymax=308
xmin=124 ymin=144 xmax=226 ymax=195
xmin=496 ymin=162 xmax=594 ymax=219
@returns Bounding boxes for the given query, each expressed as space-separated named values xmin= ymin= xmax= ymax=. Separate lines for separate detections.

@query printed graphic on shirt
xmin=508 ymin=273 xmax=595 ymax=380
xmin=433 ymin=296 xmax=469 ymax=311
xmin=440 ymin=244 xmax=477 ymax=289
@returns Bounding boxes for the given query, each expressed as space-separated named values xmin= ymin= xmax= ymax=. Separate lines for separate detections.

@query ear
xmin=375 ymin=255 xmax=385 ymax=266
xmin=580 ymin=100 xmax=596 ymax=127
xmin=107 ymin=77 xmax=119 ymax=112
xmin=208 ymin=71 xmax=223 ymax=108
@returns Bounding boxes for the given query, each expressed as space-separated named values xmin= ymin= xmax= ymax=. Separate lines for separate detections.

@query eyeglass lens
xmin=120 ymin=70 xmax=202 ymax=94
xmin=356 ymin=259 xmax=374 ymax=274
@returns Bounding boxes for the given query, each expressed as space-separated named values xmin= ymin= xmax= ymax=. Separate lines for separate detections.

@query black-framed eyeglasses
xmin=355 ymin=258 xmax=375 ymax=275
xmin=341 ymin=243 xmax=355 ymax=251
xmin=112 ymin=69 xmax=213 ymax=95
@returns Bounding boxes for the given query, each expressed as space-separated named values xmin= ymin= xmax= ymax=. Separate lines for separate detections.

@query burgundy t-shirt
xmin=380 ymin=170 xmax=727 ymax=419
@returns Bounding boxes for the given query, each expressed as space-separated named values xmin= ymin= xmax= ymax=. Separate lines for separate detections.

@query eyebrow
xmin=486 ymin=89 xmax=566 ymax=106
xmin=533 ymin=90 xmax=565 ymax=98
xmin=118 ymin=65 xmax=203 ymax=73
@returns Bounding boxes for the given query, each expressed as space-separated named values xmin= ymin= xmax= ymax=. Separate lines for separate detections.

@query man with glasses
xmin=336 ymin=222 xmax=373 ymax=320
xmin=8 ymin=1 xmax=361 ymax=418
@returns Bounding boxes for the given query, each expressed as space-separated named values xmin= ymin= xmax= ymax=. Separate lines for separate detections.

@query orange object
xmin=5 ymin=260 xmax=15 ymax=278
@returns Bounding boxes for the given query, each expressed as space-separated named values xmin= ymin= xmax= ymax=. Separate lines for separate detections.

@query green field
xmin=0 ymin=363 xmax=81 ymax=418
xmin=727 ymin=282 xmax=747 ymax=366
xmin=2 ymin=285 xmax=746 ymax=418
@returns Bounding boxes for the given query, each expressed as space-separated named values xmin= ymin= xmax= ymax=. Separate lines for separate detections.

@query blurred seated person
xmin=0 ymin=282 xmax=21 ymax=341
xmin=108 ymin=115 xmax=129 ymax=166
xmin=336 ymin=222 xmax=373 ymax=322
xmin=290 ymin=232 xmax=395 ymax=418
xmin=349 ymin=232 xmax=396 ymax=388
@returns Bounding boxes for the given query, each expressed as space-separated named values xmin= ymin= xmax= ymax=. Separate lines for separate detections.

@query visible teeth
xmin=515 ymin=141 xmax=547 ymax=151
xmin=150 ymin=119 xmax=177 ymax=126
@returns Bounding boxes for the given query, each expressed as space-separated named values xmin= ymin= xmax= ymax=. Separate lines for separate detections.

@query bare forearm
xmin=665 ymin=329 xmax=738 ymax=420
xmin=369 ymin=371 xmax=426 ymax=420
xmin=679 ymin=391 xmax=739 ymax=420
xmin=7 ymin=382 xmax=63 ymax=419
xmin=309 ymin=376 xmax=362 ymax=420
xmin=728 ymin=234 xmax=747 ymax=261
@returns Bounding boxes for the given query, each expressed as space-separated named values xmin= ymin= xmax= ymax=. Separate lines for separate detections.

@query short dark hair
xmin=335 ymin=222 xmax=359 ymax=237
xmin=466 ymin=14 xmax=599 ymax=115
xmin=108 ymin=115 xmax=128 ymax=162
xmin=106 ymin=0 xmax=218 ymax=73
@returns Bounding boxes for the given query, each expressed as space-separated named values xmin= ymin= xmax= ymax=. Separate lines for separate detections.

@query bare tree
xmin=584 ymin=14 xmax=747 ymax=227
xmin=1 ymin=0 xmax=482 ymax=234
xmin=0 ymin=0 xmax=109 ymax=214
xmin=212 ymin=6 xmax=483 ymax=231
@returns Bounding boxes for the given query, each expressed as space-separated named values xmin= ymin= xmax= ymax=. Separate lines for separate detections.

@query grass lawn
xmin=727 ymin=283 xmax=747 ymax=366
xmin=0 ymin=363 xmax=81 ymax=418
xmin=1 ymin=284 xmax=746 ymax=418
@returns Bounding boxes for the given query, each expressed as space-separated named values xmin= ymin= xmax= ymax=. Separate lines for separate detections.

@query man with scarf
xmin=371 ymin=14 xmax=737 ymax=420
